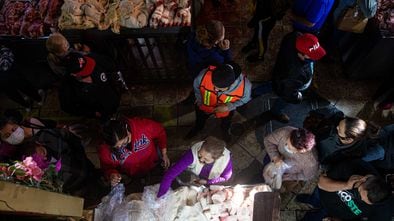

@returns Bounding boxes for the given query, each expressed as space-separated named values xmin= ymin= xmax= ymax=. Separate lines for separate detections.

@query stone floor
xmin=1 ymin=0 xmax=394 ymax=220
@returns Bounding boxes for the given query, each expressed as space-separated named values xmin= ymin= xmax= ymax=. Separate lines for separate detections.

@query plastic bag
xmin=263 ymin=161 xmax=291 ymax=190
xmin=95 ymin=184 xmax=125 ymax=221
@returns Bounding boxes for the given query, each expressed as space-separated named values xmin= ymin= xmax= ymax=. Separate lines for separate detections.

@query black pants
xmin=250 ymin=17 xmax=277 ymax=58
xmin=193 ymin=105 xmax=234 ymax=132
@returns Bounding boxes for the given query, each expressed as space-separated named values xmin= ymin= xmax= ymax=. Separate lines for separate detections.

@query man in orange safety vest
xmin=185 ymin=62 xmax=252 ymax=140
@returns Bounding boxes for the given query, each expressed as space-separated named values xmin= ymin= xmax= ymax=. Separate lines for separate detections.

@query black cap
xmin=212 ymin=64 xmax=235 ymax=88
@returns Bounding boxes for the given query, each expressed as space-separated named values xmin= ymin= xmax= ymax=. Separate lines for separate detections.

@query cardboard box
xmin=0 ymin=181 xmax=84 ymax=217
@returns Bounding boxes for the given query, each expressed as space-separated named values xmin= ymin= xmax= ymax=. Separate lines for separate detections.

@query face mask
xmin=283 ymin=145 xmax=295 ymax=154
xmin=4 ymin=127 xmax=25 ymax=145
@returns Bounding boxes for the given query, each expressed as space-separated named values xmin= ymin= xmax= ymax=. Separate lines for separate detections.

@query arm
xmin=147 ymin=118 xmax=170 ymax=168
xmin=157 ymin=150 xmax=194 ymax=197
xmin=98 ymin=144 xmax=120 ymax=179
xmin=318 ymin=174 xmax=361 ymax=192
xmin=147 ymin=119 xmax=167 ymax=151
xmin=194 ymin=70 xmax=214 ymax=112
xmin=226 ymin=75 xmax=252 ymax=111
xmin=207 ymin=159 xmax=233 ymax=184
xmin=264 ymin=128 xmax=287 ymax=160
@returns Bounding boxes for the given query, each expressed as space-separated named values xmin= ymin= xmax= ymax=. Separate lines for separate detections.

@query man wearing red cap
xmin=58 ymin=52 xmax=121 ymax=121
xmin=268 ymin=32 xmax=326 ymax=123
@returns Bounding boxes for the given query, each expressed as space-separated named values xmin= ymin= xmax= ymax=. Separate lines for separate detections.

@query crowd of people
xmin=0 ymin=0 xmax=393 ymax=220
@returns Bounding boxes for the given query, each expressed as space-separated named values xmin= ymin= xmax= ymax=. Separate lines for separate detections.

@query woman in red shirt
xmin=98 ymin=117 xmax=170 ymax=186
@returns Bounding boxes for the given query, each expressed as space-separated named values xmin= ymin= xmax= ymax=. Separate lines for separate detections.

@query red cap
xmin=296 ymin=33 xmax=326 ymax=61
xmin=65 ymin=52 xmax=96 ymax=77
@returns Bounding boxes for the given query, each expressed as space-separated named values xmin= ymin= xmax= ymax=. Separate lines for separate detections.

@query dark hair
xmin=201 ymin=136 xmax=226 ymax=159
xmin=102 ymin=119 xmax=129 ymax=146
xmin=363 ymin=176 xmax=391 ymax=204
xmin=289 ymin=128 xmax=315 ymax=151
xmin=342 ymin=117 xmax=367 ymax=141
xmin=0 ymin=109 xmax=23 ymax=130
xmin=212 ymin=64 xmax=235 ymax=88
xmin=196 ymin=20 xmax=224 ymax=48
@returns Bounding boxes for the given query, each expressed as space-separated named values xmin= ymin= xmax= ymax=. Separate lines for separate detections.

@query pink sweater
xmin=263 ymin=126 xmax=319 ymax=181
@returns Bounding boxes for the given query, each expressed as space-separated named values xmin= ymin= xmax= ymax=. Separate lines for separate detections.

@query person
xmin=157 ymin=136 xmax=232 ymax=197
xmin=263 ymin=126 xmax=318 ymax=182
xmin=298 ymin=160 xmax=392 ymax=221
xmin=0 ymin=46 xmax=44 ymax=111
xmin=265 ymin=32 xmax=326 ymax=123
xmin=98 ymin=117 xmax=170 ymax=187
xmin=242 ymin=0 xmax=290 ymax=62
xmin=316 ymin=116 xmax=385 ymax=167
xmin=371 ymin=124 xmax=394 ymax=173
xmin=58 ymin=52 xmax=121 ymax=121
xmin=46 ymin=32 xmax=90 ymax=77
xmin=185 ymin=62 xmax=252 ymax=140
xmin=290 ymin=0 xmax=335 ymax=34
xmin=186 ymin=20 xmax=232 ymax=79
xmin=0 ymin=109 xmax=97 ymax=195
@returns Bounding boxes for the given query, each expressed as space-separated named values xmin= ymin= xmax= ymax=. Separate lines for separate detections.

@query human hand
xmin=271 ymin=156 xmax=283 ymax=164
xmin=346 ymin=175 xmax=364 ymax=189
xmin=218 ymin=39 xmax=230 ymax=50
xmin=214 ymin=104 xmax=229 ymax=113
xmin=110 ymin=173 xmax=122 ymax=187
xmin=162 ymin=153 xmax=171 ymax=169
xmin=194 ymin=179 xmax=207 ymax=185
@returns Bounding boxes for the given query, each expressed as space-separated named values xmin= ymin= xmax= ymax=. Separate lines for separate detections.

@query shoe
xmin=37 ymin=89 xmax=46 ymax=106
xmin=295 ymin=194 xmax=320 ymax=209
xmin=241 ymin=42 xmax=257 ymax=53
xmin=271 ymin=112 xmax=290 ymax=124
xmin=185 ymin=127 xmax=201 ymax=139
xmin=247 ymin=53 xmax=264 ymax=63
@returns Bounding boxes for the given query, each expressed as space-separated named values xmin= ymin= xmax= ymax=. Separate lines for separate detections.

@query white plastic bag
xmin=95 ymin=184 xmax=125 ymax=221
xmin=263 ymin=161 xmax=291 ymax=189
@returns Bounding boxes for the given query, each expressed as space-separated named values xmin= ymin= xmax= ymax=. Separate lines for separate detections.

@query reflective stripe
xmin=204 ymin=91 xmax=211 ymax=105
xmin=224 ymin=96 xmax=232 ymax=103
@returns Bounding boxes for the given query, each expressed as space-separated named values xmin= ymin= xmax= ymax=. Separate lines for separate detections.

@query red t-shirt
xmin=98 ymin=117 xmax=167 ymax=178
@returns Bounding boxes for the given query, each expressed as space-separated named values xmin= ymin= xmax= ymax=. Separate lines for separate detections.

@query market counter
xmin=0 ymin=181 xmax=84 ymax=217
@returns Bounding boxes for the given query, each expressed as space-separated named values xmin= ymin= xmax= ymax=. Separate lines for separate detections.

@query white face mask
xmin=283 ymin=145 xmax=295 ymax=154
xmin=4 ymin=127 xmax=25 ymax=145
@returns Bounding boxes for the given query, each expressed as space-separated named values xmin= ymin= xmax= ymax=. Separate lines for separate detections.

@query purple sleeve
xmin=157 ymin=150 xmax=194 ymax=197
xmin=207 ymin=159 xmax=233 ymax=185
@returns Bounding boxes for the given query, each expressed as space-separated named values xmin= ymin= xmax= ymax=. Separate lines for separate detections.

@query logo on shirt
xmin=133 ymin=134 xmax=150 ymax=152
xmin=100 ymin=72 xmax=108 ymax=82
xmin=111 ymin=146 xmax=131 ymax=165
xmin=337 ymin=190 xmax=363 ymax=215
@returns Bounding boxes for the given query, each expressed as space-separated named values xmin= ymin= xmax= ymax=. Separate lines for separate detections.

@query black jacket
xmin=58 ymin=53 xmax=120 ymax=119
xmin=272 ymin=32 xmax=314 ymax=104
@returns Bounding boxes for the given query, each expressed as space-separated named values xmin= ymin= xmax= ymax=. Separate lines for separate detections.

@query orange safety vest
xmin=199 ymin=66 xmax=246 ymax=118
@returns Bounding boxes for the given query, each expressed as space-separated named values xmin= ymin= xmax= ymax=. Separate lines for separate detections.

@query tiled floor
xmin=0 ymin=0 xmax=393 ymax=220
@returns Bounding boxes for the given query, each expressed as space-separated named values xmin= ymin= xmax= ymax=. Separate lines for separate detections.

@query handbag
xmin=336 ymin=1 xmax=369 ymax=33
